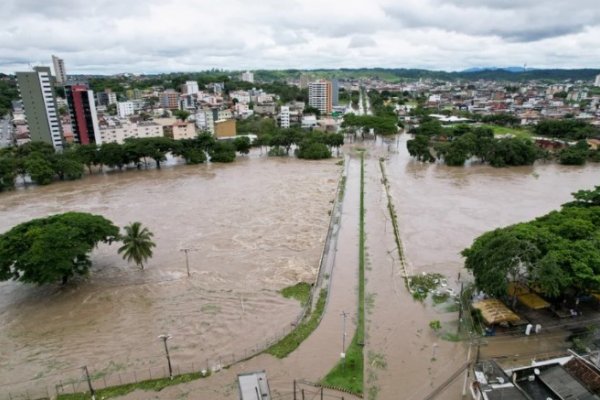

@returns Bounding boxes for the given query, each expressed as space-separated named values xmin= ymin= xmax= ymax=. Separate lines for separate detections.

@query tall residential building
xmin=16 ymin=66 xmax=64 ymax=150
xmin=332 ymin=79 xmax=339 ymax=106
xmin=64 ymin=84 xmax=102 ymax=145
xmin=280 ymin=106 xmax=290 ymax=128
xmin=117 ymin=101 xmax=135 ymax=118
xmin=241 ymin=71 xmax=254 ymax=83
xmin=595 ymin=74 xmax=600 ymax=87
xmin=308 ymin=80 xmax=333 ymax=115
xmin=96 ymin=89 xmax=117 ymax=106
xmin=51 ymin=55 xmax=67 ymax=84
xmin=160 ymin=89 xmax=180 ymax=109
xmin=182 ymin=81 xmax=199 ymax=95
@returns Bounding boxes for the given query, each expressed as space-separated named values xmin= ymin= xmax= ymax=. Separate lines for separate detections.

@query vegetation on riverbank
xmin=321 ymin=153 xmax=365 ymax=394
xmin=463 ymin=186 xmax=600 ymax=302
xmin=265 ymin=289 xmax=327 ymax=358
xmin=57 ymin=370 xmax=211 ymax=400
xmin=281 ymin=282 xmax=311 ymax=306
xmin=407 ymin=118 xmax=600 ymax=168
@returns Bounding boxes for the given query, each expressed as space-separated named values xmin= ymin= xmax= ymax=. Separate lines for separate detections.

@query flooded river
xmin=1 ymin=134 xmax=599 ymax=399
xmin=0 ymin=155 xmax=341 ymax=394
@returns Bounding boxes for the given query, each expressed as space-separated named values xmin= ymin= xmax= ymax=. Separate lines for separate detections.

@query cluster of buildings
xmin=9 ymin=57 xmax=597 ymax=151
xmin=5 ymin=58 xmax=349 ymax=150
xmin=356 ymin=75 xmax=600 ymax=127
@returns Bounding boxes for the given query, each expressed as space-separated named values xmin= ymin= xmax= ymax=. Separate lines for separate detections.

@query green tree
xmin=118 ymin=222 xmax=156 ymax=270
xmin=407 ymin=135 xmax=435 ymax=162
xmin=173 ymin=109 xmax=190 ymax=122
xmin=25 ymin=155 xmax=55 ymax=185
xmin=233 ymin=136 xmax=251 ymax=155
xmin=210 ymin=141 xmax=236 ymax=163
xmin=0 ymin=154 xmax=17 ymax=191
xmin=0 ymin=212 xmax=119 ymax=284
xmin=52 ymin=152 xmax=84 ymax=180
xmin=297 ymin=140 xmax=331 ymax=159
xmin=99 ymin=142 xmax=129 ymax=170
xmin=74 ymin=144 xmax=100 ymax=174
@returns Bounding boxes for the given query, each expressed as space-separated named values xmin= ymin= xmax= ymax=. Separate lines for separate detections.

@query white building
xmin=218 ymin=109 xmax=233 ymax=120
xmin=195 ymin=109 xmax=215 ymax=134
xmin=183 ymin=80 xmax=199 ymax=95
xmin=301 ymin=115 xmax=318 ymax=129
xmin=51 ymin=55 xmax=67 ymax=84
xmin=595 ymin=74 xmax=600 ymax=87
xmin=99 ymin=121 xmax=163 ymax=144
xmin=241 ymin=71 xmax=254 ymax=83
xmin=280 ymin=106 xmax=290 ymax=128
xmin=107 ymin=91 xmax=117 ymax=105
xmin=117 ymin=101 xmax=135 ymax=118
xmin=230 ymin=90 xmax=251 ymax=104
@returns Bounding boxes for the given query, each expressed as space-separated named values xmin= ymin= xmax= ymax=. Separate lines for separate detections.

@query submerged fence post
xmin=293 ymin=380 xmax=297 ymax=400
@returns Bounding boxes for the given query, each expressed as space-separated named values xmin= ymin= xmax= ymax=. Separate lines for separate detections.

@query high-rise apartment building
xmin=52 ymin=55 xmax=67 ymax=84
xmin=308 ymin=80 xmax=332 ymax=115
xmin=241 ymin=71 xmax=254 ymax=83
xmin=160 ymin=89 xmax=180 ymax=109
xmin=280 ymin=106 xmax=290 ymax=128
xmin=64 ymin=84 xmax=102 ymax=145
xmin=182 ymin=81 xmax=199 ymax=95
xmin=117 ymin=101 xmax=135 ymax=118
xmin=332 ymin=79 xmax=339 ymax=106
xmin=595 ymin=74 xmax=600 ymax=87
xmin=16 ymin=66 xmax=64 ymax=150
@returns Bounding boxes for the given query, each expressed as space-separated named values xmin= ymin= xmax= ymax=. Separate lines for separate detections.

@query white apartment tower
xmin=51 ymin=55 xmax=67 ymax=84
xmin=280 ymin=106 xmax=290 ymax=128
xmin=117 ymin=101 xmax=135 ymax=118
xmin=183 ymin=80 xmax=199 ymax=95
xmin=241 ymin=71 xmax=254 ymax=83
xmin=308 ymin=80 xmax=332 ymax=115
xmin=595 ymin=74 xmax=600 ymax=87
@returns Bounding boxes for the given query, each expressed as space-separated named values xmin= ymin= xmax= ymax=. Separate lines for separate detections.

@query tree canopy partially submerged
xmin=462 ymin=186 xmax=600 ymax=299
xmin=0 ymin=212 xmax=120 ymax=284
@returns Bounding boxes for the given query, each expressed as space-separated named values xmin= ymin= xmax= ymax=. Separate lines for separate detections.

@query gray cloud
xmin=348 ymin=36 xmax=377 ymax=48
xmin=1 ymin=0 xmax=599 ymax=74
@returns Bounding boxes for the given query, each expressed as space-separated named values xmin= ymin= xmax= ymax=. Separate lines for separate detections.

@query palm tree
xmin=118 ymin=222 xmax=156 ymax=270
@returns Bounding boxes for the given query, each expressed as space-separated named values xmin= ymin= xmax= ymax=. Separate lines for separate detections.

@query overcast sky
xmin=2 ymin=0 xmax=599 ymax=74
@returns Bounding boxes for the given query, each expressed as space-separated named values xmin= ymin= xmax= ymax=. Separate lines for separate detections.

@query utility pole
xmin=158 ymin=334 xmax=173 ymax=379
xmin=341 ymin=311 xmax=348 ymax=369
xmin=180 ymin=248 xmax=190 ymax=277
xmin=82 ymin=365 xmax=95 ymax=400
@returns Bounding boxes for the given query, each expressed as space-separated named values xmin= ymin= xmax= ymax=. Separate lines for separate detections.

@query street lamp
xmin=341 ymin=311 xmax=348 ymax=369
xmin=158 ymin=334 xmax=173 ymax=379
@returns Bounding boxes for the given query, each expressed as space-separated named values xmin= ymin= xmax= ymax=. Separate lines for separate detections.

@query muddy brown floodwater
xmin=364 ymin=134 xmax=600 ymax=400
xmin=0 ymin=155 xmax=341 ymax=395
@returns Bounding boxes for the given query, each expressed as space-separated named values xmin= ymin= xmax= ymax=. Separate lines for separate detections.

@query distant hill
xmin=462 ymin=67 xmax=532 ymax=73
xmin=255 ymin=68 xmax=600 ymax=83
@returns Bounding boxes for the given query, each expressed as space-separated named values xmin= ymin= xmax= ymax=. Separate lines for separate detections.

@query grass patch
xmin=57 ymin=371 xmax=210 ymax=400
xmin=322 ymin=153 xmax=365 ymax=395
xmin=482 ymin=124 xmax=533 ymax=140
xmin=441 ymin=332 xmax=461 ymax=342
xmin=280 ymin=282 xmax=311 ymax=306
xmin=265 ymin=289 xmax=327 ymax=358
xmin=432 ymin=292 xmax=450 ymax=305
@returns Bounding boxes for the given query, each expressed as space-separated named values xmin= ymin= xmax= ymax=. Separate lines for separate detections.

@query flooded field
xmin=386 ymin=134 xmax=600 ymax=281
xmin=363 ymin=135 xmax=600 ymax=400
xmin=0 ymin=156 xmax=341 ymax=393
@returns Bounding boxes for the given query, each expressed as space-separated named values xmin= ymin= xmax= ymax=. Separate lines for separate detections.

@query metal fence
xmin=1 ymin=158 xmax=349 ymax=400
